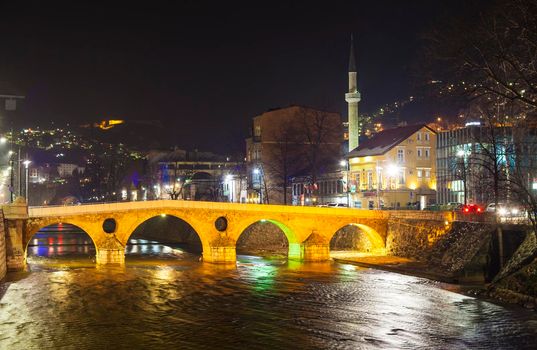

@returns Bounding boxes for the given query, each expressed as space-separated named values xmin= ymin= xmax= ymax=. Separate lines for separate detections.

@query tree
xmin=266 ymin=122 xmax=301 ymax=205
xmin=298 ymin=108 xmax=342 ymax=200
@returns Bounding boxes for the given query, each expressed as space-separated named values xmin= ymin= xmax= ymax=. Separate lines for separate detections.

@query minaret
xmin=345 ymin=35 xmax=361 ymax=152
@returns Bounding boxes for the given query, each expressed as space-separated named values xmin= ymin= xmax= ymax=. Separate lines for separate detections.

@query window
xmin=397 ymin=148 xmax=405 ymax=163
xmin=367 ymin=171 xmax=373 ymax=189
xmin=398 ymin=169 xmax=405 ymax=185
xmin=417 ymin=148 xmax=422 ymax=157
xmin=425 ymin=149 xmax=430 ymax=158
xmin=425 ymin=132 xmax=430 ymax=141
xmin=425 ymin=170 xmax=431 ymax=178
xmin=254 ymin=125 xmax=261 ymax=137
xmin=417 ymin=132 xmax=421 ymax=141
xmin=417 ymin=169 xmax=423 ymax=178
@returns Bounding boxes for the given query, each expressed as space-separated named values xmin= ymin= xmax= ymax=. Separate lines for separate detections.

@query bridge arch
xmin=235 ymin=218 xmax=298 ymax=244
xmin=329 ymin=223 xmax=385 ymax=256
xmin=121 ymin=212 xmax=208 ymax=256
xmin=25 ymin=221 xmax=98 ymax=260
xmin=235 ymin=219 xmax=293 ymax=256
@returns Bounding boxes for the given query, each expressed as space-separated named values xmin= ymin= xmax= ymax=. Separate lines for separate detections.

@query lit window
xmin=425 ymin=170 xmax=431 ymax=178
xmin=417 ymin=169 xmax=422 ymax=178
xmin=397 ymin=148 xmax=405 ymax=163
xmin=398 ymin=169 xmax=405 ymax=185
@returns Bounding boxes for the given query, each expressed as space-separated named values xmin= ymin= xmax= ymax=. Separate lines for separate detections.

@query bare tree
xmin=166 ymin=166 xmax=195 ymax=200
xmin=266 ymin=122 xmax=301 ymax=205
xmin=298 ymin=109 xmax=342 ymax=199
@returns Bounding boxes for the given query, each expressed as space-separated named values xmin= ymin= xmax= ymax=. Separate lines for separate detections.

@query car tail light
xmin=464 ymin=207 xmax=469 ymax=213
xmin=477 ymin=207 xmax=482 ymax=212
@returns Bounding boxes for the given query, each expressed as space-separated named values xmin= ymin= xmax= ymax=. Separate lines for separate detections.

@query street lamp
xmin=225 ymin=174 xmax=234 ymax=202
xmin=23 ymin=160 xmax=31 ymax=202
xmin=252 ymin=167 xmax=262 ymax=203
xmin=386 ymin=163 xmax=400 ymax=208
xmin=340 ymin=160 xmax=350 ymax=207
xmin=457 ymin=149 xmax=468 ymax=204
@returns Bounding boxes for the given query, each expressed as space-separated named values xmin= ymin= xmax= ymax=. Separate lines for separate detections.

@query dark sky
xmin=0 ymin=1 xmax=481 ymax=153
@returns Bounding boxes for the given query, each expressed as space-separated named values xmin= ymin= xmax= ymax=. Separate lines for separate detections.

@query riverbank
xmin=334 ymin=255 xmax=537 ymax=312
xmin=333 ymin=255 xmax=458 ymax=284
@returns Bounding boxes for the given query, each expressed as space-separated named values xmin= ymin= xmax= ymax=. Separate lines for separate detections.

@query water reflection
xmin=27 ymin=224 xmax=95 ymax=259
xmin=2 ymin=229 xmax=536 ymax=349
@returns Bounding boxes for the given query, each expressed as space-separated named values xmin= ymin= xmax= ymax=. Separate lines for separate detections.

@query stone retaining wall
xmin=0 ymin=210 xmax=6 ymax=280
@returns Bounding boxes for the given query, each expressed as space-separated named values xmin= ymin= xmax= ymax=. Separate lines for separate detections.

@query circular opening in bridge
xmin=26 ymin=223 xmax=97 ymax=266
xmin=126 ymin=215 xmax=203 ymax=261
xmin=330 ymin=224 xmax=381 ymax=259
xmin=215 ymin=216 xmax=228 ymax=232
xmin=236 ymin=220 xmax=289 ymax=258
xmin=102 ymin=218 xmax=117 ymax=234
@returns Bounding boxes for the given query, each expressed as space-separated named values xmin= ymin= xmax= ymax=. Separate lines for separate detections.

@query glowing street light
xmin=0 ymin=137 xmax=6 ymax=144
xmin=386 ymin=163 xmax=400 ymax=208
xmin=456 ymin=149 xmax=468 ymax=204
xmin=340 ymin=160 xmax=350 ymax=207
xmin=23 ymin=160 xmax=31 ymax=201
xmin=386 ymin=163 xmax=399 ymax=177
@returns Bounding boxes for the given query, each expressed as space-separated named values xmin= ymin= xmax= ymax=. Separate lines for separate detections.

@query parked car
xmin=326 ymin=203 xmax=348 ymax=208
xmin=424 ymin=204 xmax=441 ymax=211
xmin=462 ymin=204 xmax=483 ymax=214
xmin=443 ymin=202 xmax=463 ymax=211
xmin=486 ymin=202 xmax=526 ymax=218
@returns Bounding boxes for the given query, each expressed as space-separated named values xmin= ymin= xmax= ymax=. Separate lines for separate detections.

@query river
xmin=1 ymin=225 xmax=536 ymax=349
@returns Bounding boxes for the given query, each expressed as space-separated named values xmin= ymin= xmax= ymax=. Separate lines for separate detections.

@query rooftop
xmin=346 ymin=124 xmax=434 ymax=158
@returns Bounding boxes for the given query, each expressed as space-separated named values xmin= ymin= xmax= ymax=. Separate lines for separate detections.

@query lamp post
xmin=376 ymin=160 xmax=381 ymax=209
xmin=387 ymin=163 xmax=400 ymax=209
xmin=23 ymin=159 xmax=31 ymax=202
xmin=253 ymin=167 xmax=262 ymax=204
xmin=225 ymin=174 xmax=234 ymax=203
xmin=457 ymin=149 xmax=468 ymax=205
xmin=340 ymin=160 xmax=350 ymax=207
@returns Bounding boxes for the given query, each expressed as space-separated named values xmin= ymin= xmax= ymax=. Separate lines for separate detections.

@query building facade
xmin=245 ymin=105 xmax=342 ymax=205
xmin=291 ymin=169 xmax=348 ymax=206
xmin=146 ymin=149 xmax=246 ymax=203
xmin=435 ymin=123 xmax=535 ymax=206
xmin=346 ymin=124 xmax=437 ymax=209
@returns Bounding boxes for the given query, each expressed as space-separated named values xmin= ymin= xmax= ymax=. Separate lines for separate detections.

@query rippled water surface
xmin=1 ymin=228 xmax=537 ymax=349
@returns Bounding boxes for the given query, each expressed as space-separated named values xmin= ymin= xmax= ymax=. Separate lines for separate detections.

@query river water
xmin=1 ymin=226 xmax=537 ymax=349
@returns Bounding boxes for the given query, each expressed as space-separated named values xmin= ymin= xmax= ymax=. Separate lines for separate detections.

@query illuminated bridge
xmin=2 ymin=200 xmax=455 ymax=269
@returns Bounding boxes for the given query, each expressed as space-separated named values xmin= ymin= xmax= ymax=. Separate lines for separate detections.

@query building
xmin=245 ymin=105 xmax=342 ymax=204
xmin=291 ymin=167 xmax=348 ymax=206
xmin=436 ymin=122 xmax=537 ymax=206
xmin=146 ymin=149 xmax=246 ymax=203
xmin=345 ymin=124 xmax=437 ymax=209
xmin=57 ymin=163 xmax=85 ymax=178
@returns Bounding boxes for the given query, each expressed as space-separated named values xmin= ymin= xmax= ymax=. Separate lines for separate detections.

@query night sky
xmin=0 ymin=1 xmax=483 ymax=153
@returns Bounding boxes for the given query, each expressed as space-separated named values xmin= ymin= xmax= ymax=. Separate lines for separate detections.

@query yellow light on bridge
xmin=160 ymin=213 xmax=166 ymax=217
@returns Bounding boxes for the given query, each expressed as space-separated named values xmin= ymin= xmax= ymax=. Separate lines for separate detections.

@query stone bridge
xmin=2 ymin=200 xmax=455 ymax=270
